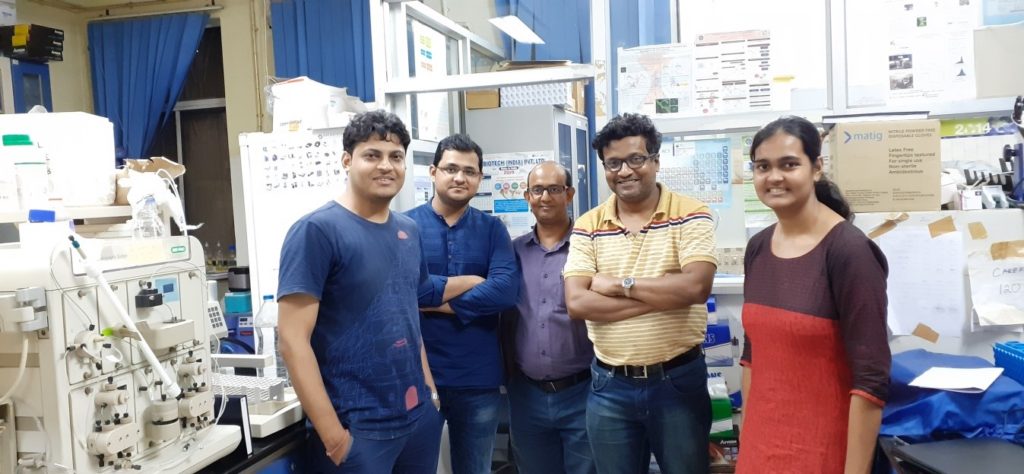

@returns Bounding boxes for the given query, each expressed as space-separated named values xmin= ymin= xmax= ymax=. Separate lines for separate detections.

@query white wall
xmin=13 ymin=0 xmax=91 ymax=112
xmin=424 ymin=0 xmax=502 ymax=48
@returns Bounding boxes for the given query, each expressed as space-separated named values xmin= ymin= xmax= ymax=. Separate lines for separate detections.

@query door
xmin=11 ymin=59 xmax=52 ymax=112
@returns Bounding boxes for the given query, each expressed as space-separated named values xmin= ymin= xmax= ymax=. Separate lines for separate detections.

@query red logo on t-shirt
xmin=405 ymin=386 xmax=417 ymax=411
xmin=397 ymin=230 xmax=409 ymax=240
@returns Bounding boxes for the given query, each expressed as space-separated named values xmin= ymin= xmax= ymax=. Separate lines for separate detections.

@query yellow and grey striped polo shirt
xmin=563 ymin=184 xmax=717 ymax=366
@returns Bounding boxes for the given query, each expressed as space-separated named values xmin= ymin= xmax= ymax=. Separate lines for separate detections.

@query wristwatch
xmin=621 ymin=276 xmax=636 ymax=298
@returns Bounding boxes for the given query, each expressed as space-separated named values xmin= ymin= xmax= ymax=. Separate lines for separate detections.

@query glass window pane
xmin=471 ymin=47 xmax=498 ymax=73
xmin=408 ymin=20 xmax=456 ymax=141
xmin=21 ymin=74 xmax=43 ymax=110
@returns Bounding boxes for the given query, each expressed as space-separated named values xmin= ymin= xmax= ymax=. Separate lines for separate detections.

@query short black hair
xmin=526 ymin=162 xmax=573 ymax=188
xmin=592 ymin=113 xmax=662 ymax=160
xmin=433 ymin=134 xmax=484 ymax=170
xmin=343 ymin=110 xmax=411 ymax=154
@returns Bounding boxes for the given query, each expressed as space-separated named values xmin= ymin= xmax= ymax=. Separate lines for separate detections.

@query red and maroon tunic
xmin=737 ymin=221 xmax=891 ymax=473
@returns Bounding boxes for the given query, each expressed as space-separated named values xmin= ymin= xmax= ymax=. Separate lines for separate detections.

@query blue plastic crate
xmin=993 ymin=341 xmax=1024 ymax=385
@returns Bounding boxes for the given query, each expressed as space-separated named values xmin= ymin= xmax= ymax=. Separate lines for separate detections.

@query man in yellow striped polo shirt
xmin=564 ymin=113 xmax=717 ymax=474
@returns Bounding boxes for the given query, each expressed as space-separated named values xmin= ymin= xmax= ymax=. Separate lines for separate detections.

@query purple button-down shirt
xmin=512 ymin=226 xmax=594 ymax=381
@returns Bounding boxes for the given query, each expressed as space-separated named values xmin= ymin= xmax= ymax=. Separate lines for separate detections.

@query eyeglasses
xmin=528 ymin=185 xmax=569 ymax=196
xmin=603 ymin=153 xmax=658 ymax=172
xmin=438 ymin=166 xmax=481 ymax=178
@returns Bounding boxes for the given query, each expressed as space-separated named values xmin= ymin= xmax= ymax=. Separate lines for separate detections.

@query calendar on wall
xmin=658 ymin=137 xmax=732 ymax=207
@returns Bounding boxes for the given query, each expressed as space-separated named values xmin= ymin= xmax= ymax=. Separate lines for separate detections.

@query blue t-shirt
xmin=406 ymin=203 xmax=520 ymax=389
xmin=277 ymin=201 xmax=436 ymax=439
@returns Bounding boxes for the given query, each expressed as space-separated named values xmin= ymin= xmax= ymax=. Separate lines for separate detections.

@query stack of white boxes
xmin=500 ymin=83 xmax=577 ymax=112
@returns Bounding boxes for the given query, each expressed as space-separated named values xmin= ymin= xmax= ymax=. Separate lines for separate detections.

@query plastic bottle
xmin=226 ymin=244 xmax=237 ymax=268
xmin=212 ymin=241 xmax=225 ymax=273
xmin=254 ymin=294 xmax=288 ymax=381
xmin=2 ymin=134 xmax=47 ymax=210
xmin=203 ymin=241 xmax=214 ymax=272
xmin=0 ymin=152 xmax=18 ymax=212
xmin=132 ymin=196 xmax=164 ymax=239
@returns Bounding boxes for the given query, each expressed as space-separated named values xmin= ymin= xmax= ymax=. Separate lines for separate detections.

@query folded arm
xmin=633 ymin=263 xmax=715 ymax=309
xmin=564 ymin=276 xmax=655 ymax=322
xmin=448 ymin=223 xmax=520 ymax=323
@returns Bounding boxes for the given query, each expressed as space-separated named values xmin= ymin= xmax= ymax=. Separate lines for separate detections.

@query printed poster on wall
xmin=659 ymin=137 xmax=733 ymax=208
xmin=617 ymin=43 xmax=694 ymax=116
xmin=693 ymin=30 xmax=772 ymax=115
xmin=480 ymin=151 xmax=553 ymax=238
xmin=884 ymin=0 xmax=979 ymax=104
xmin=616 ymin=29 xmax=771 ymax=117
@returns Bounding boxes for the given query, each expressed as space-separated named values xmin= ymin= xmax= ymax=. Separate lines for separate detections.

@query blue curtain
xmin=88 ymin=13 xmax=208 ymax=161
xmin=495 ymin=0 xmax=591 ymax=63
xmin=270 ymin=0 xmax=374 ymax=102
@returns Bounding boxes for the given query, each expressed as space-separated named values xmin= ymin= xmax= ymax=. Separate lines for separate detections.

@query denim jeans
xmin=586 ymin=356 xmax=711 ymax=474
xmin=437 ymin=387 xmax=502 ymax=474
xmin=507 ymin=373 xmax=596 ymax=474
xmin=305 ymin=401 xmax=444 ymax=473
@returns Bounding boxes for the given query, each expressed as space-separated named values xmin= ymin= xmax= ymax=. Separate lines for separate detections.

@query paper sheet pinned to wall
xmin=967 ymin=240 xmax=1024 ymax=328
xmin=877 ymin=227 xmax=967 ymax=336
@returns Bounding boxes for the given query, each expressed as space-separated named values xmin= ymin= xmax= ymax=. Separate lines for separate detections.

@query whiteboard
xmin=239 ymin=129 xmax=347 ymax=311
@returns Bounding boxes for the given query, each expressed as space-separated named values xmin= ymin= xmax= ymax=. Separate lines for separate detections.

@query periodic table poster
xmin=658 ymin=137 xmax=733 ymax=208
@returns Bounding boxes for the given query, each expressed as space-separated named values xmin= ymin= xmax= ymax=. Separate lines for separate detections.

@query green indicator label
xmin=170 ymin=245 xmax=186 ymax=254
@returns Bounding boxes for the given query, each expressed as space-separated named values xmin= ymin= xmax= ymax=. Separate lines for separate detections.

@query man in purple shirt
xmin=502 ymin=161 xmax=596 ymax=474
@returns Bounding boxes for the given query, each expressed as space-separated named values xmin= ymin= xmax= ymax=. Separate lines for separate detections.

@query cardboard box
xmin=115 ymin=157 xmax=186 ymax=205
xmin=703 ymin=321 xmax=734 ymax=367
xmin=465 ymin=89 xmax=499 ymax=109
xmin=269 ymin=76 xmax=365 ymax=132
xmin=709 ymin=437 xmax=739 ymax=472
xmin=828 ymin=120 xmax=941 ymax=212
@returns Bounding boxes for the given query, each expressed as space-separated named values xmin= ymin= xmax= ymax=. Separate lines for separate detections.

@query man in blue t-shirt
xmin=406 ymin=134 xmax=520 ymax=474
xmin=278 ymin=111 xmax=443 ymax=473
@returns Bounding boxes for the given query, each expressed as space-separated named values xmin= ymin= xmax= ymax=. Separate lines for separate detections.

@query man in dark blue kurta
xmin=407 ymin=134 xmax=520 ymax=474
xmin=278 ymin=111 xmax=443 ymax=473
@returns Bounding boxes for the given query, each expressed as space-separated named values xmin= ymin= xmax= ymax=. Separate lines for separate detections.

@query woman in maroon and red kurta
xmin=736 ymin=116 xmax=890 ymax=474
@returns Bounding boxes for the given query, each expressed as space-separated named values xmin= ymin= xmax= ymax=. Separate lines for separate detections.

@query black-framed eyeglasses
xmin=528 ymin=185 xmax=569 ymax=197
xmin=603 ymin=153 xmax=658 ymax=172
xmin=438 ymin=166 xmax=481 ymax=178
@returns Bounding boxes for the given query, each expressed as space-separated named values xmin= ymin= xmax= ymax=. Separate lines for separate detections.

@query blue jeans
xmin=586 ymin=357 xmax=711 ymax=474
xmin=437 ymin=387 xmax=502 ymax=474
xmin=507 ymin=373 xmax=596 ymax=474
xmin=305 ymin=401 xmax=444 ymax=473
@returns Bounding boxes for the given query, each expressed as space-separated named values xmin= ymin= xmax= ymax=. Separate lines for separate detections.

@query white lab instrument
xmin=0 ymin=234 xmax=240 ymax=474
